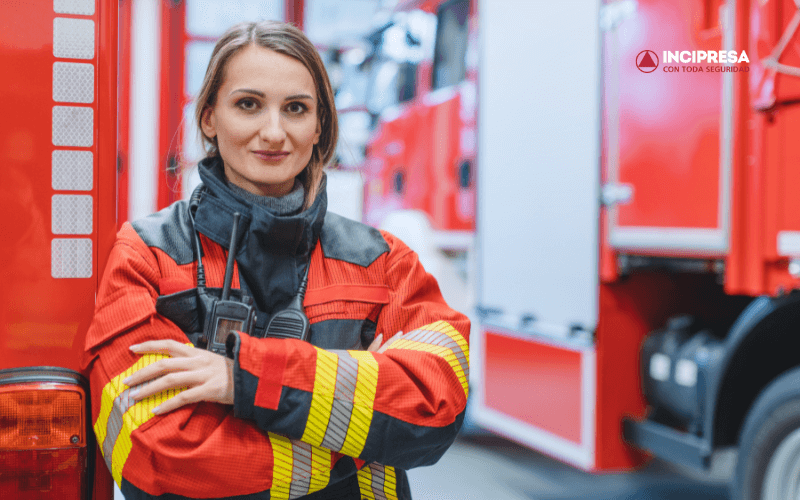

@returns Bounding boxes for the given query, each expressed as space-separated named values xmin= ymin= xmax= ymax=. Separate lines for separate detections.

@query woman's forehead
xmin=221 ymin=44 xmax=316 ymax=99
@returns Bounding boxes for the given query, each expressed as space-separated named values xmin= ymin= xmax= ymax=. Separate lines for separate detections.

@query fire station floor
xmin=408 ymin=435 xmax=735 ymax=500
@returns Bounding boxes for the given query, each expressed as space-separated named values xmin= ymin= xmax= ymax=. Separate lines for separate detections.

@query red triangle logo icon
xmin=639 ymin=52 xmax=656 ymax=68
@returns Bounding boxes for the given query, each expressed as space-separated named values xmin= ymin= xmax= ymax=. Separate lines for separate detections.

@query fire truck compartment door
xmin=603 ymin=0 xmax=734 ymax=254
xmin=476 ymin=0 xmax=600 ymax=336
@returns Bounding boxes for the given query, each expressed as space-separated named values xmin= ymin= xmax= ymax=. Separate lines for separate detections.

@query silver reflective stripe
xmin=321 ymin=351 xmax=358 ymax=451
xmin=54 ymin=0 xmax=96 ymax=15
xmin=288 ymin=441 xmax=313 ymax=499
xmin=53 ymin=18 xmax=95 ymax=59
xmin=51 ymin=238 xmax=92 ymax=278
xmin=53 ymin=62 xmax=94 ymax=103
xmin=52 ymin=194 xmax=93 ymax=234
xmin=369 ymin=464 xmax=389 ymax=500
xmin=404 ymin=329 xmax=469 ymax=380
xmin=52 ymin=150 xmax=93 ymax=191
xmin=52 ymin=106 xmax=93 ymax=147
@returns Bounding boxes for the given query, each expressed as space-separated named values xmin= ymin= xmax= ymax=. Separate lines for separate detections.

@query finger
xmin=151 ymin=386 xmax=206 ymax=415
xmin=130 ymin=339 xmax=193 ymax=356
xmin=367 ymin=334 xmax=384 ymax=352
xmin=124 ymin=357 xmax=196 ymax=387
xmin=130 ymin=371 xmax=200 ymax=401
xmin=377 ymin=331 xmax=404 ymax=354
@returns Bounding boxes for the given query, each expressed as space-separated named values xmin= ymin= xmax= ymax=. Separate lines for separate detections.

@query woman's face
xmin=202 ymin=44 xmax=321 ymax=197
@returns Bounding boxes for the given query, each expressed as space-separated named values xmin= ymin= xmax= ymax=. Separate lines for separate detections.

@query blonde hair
xmin=195 ymin=20 xmax=338 ymax=208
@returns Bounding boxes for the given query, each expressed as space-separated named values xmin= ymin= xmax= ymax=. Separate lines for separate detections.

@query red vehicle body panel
xmin=0 ymin=1 xmax=117 ymax=497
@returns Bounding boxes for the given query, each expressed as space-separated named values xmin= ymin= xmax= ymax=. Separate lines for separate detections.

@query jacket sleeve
xmin=231 ymin=231 xmax=470 ymax=470
xmin=83 ymin=225 xmax=356 ymax=499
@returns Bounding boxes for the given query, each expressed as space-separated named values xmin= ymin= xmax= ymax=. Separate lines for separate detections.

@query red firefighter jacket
xmin=83 ymin=160 xmax=470 ymax=499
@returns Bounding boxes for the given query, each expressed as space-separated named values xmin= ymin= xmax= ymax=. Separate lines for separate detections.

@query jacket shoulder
xmin=319 ymin=212 xmax=389 ymax=267
xmin=130 ymin=200 xmax=194 ymax=265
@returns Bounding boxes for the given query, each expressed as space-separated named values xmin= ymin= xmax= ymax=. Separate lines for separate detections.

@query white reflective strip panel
xmin=53 ymin=62 xmax=94 ymax=103
xmin=51 ymin=239 xmax=92 ymax=278
xmin=54 ymin=0 xmax=96 ymax=15
xmin=53 ymin=18 xmax=95 ymax=60
xmin=778 ymin=231 xmax=800 ymax=257
xmin=649 ymin=353 xmax=671 ymax=382
xmin=52 ymin=194 xmax=93 ymax=235
xmin=674 ymin=359 xmax=698 ymax=387
xmin=52 ymin=106 xmax=93 ymax=147
xmin=52 ymin=150 xmax=93 ymax=190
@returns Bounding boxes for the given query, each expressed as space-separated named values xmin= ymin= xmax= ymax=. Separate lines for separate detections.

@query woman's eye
xmin=237 ymin=99 xmax=258 ymax=111
xmin=286 ymin=102 xmax=308 ymax=115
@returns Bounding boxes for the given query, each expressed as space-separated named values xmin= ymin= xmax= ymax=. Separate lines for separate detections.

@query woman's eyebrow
xmin=230 ymin=88 xmax=265 ymax=97
xmin=285 ymin=93 xmax=315 ymax=101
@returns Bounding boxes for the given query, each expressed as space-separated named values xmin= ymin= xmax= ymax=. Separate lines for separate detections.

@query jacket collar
xmin=192 ymin=156 xmax=327 ymax=312
xmin=194 ymin=156 xmax=326 ymax=258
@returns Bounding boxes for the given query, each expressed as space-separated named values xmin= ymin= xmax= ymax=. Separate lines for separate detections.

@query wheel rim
xmin=762 ymin=427 xmax=800 ymax=499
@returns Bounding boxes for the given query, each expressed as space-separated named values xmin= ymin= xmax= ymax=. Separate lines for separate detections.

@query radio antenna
xmin=221 ymin=213 xmax=240 ymax=301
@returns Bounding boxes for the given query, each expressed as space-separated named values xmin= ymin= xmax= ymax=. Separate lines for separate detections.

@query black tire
xmin=732 ymin=366 xmax=800 ymax=500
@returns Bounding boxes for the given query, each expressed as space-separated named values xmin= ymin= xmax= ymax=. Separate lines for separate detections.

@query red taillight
xmin=0 ymin=371 xmax=88 ymax=500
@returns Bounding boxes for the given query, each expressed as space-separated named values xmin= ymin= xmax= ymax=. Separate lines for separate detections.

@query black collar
xmin=192 ymin=157 xmax=327 ymax=312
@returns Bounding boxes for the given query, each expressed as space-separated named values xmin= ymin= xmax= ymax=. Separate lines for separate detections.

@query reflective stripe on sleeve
xmin=92 ymin=353 xmax=187 ymax=486
xmin=269 ymin=432 xmax=333 ymax=499
xmin=386 ymin=321 xmax=469 ymax=398
xmin=357 ymin=463 xmax=399 ymax=500
xmin=301 ymin=348 xmax=379 ymax=459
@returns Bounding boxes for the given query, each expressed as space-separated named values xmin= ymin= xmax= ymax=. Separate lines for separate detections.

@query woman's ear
xmin=313 ymin=119 xmax=321 ymax=145
xmin=200 ymin=106 xmax=217 ymax=140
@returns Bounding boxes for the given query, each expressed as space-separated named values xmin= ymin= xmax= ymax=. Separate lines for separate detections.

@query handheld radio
xmin=197 ymin=212 xmax=257 ymax=355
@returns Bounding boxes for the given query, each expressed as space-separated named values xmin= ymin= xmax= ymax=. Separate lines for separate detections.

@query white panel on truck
xmin=477 ymin=0 xmax=601 ymax=336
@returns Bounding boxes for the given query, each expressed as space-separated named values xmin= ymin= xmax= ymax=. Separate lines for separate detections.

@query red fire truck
xmin=362 ymin=0 xmax=800 ymax=498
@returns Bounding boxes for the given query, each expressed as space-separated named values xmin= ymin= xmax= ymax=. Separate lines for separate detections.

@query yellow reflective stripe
xmin=110 ymin=384 xmax=181 ymax=485
xmin=339 ymin=351 xmax=379 ymax=458
xmin=269 ymin=432 xmax=293 ymax=500
xmin=94 ymin=350 xmax=190 ymax=486
xmin=307 ymin=445 xmax=331 ymax=494
xmin=429 ymin=320 xmax=470 ymax=366
xmin=357 ymin=466 xmax=377 ymax=500
xmin=301 ymin=348 xmax=338 ymax=447
xmin=383 ymin=465 xmax=398 ymax=500
xmin=92 ymin=380 xmax=115 ymax=445
xmin=388 ymin=338 xmax=469 ymax=397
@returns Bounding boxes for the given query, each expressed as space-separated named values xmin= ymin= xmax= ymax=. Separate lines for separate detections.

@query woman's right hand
xmin=367 ymin=331 xmax=403 ymax=353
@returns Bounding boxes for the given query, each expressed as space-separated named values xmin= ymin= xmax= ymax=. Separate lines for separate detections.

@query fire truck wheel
xmin=732 ymin=366 xmax=800 ymax=500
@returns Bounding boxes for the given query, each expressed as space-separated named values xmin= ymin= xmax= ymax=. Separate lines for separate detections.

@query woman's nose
xmin=258 ymin=111 xmax=286 ymax=144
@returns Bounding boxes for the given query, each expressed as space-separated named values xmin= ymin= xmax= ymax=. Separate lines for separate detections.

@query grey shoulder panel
xmin=319 ymin=212 xmax=389 ymax=267
xmin=130 ymin=200 xmax=194 ymax=265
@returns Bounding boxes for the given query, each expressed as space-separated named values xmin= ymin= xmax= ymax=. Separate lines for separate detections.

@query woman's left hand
xmin=124 ymin=339 xmax=234 ymax=415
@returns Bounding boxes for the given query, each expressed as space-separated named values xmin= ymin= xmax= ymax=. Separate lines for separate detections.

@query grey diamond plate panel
xmin=53 ymin=62 xmax=94 ymax=103
xmin=53 ymin=18 xmax=95 ymax=60
xmin=51 ymin=238 xmax=92 ymax=278
xmin=52 ymin=150 xmax=93 ymax=190
xmin=54 ymin=0 xmax=96 ymax=15
xmin=52 ymin=194 xmax=93 ymax=235
xmin=52 ymin=106 xmax=93 ymax=147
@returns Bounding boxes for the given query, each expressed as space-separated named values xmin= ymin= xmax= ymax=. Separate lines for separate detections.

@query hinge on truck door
xmin=601 ymin=182 xmax=634 ymax=207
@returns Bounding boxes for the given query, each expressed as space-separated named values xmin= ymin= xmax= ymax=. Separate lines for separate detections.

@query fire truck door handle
xmin=475 ymin=305 xmax=503 ymax=320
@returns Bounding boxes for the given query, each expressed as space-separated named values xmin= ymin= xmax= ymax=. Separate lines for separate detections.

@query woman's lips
xmin=253 ymin=150 xmax=290 ymax=161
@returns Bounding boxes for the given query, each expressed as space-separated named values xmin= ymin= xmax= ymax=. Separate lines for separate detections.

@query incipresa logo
xmin=636 ymin=50 xmax=659 ymax=73
xmin=637 ymin=50 xmax=750 ymax=73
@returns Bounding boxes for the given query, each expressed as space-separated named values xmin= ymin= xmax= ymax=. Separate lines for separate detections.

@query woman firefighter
xmin=83 ymin=20 xmax=470 ymax=500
